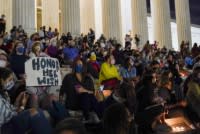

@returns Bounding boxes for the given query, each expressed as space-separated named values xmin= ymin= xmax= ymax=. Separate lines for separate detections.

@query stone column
xmin=61 ymin=0 xmax=81 ymax=36
xmin=175 ymin=0 xmax=192 ymax=48
xmin=42 ymin=0 xmax=59 ymax=30
xmin=102 ymin=0 xmax=122 ymax=43
xmin=80 ymin=0 xmax=95 ymax=35
xmin=13 ymin=0 xmax=37 ymax=35
xmin=150 ymin=0 xmax=172 ymax=49
xmin=0 ymin=0 xmax=12 ymax=32
xmin=131 ymin=0 xmax=149 ymax=48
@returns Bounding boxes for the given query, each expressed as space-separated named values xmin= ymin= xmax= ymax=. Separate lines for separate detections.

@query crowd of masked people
xmin=0 ymin=24 xmax=200 ymax=134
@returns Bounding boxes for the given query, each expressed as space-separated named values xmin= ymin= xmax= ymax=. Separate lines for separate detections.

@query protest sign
xmin=25 ymin=57 xmax=62 ymax=86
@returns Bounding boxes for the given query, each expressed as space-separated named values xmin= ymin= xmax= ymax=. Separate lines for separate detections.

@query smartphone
xmin=99 ymin=85 xmax=104 ymax=91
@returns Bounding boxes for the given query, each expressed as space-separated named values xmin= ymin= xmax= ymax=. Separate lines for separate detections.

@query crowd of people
xmin=0 ymin=14 xmax=200 ymax=134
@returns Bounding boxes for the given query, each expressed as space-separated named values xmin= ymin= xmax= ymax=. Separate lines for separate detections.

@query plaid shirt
xmin=0 ymin=94 xmax=17 ymax=127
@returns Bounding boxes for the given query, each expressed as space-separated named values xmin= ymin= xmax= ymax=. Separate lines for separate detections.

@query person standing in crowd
xmin=134 ymin=34 xmax=140 ymax=48
xmin=0 ymin=14 xmax=6 ymax=36
xmin=88 ymin=28 xmax=95 ymax=47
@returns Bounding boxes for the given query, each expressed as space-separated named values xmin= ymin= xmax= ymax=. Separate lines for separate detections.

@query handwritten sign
xmin=25 ymin=57 xmax=62 ymax=86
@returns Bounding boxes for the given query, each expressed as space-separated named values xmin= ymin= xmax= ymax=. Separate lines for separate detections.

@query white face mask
xmin=130 ymin=61 xmax=134 ymax=66
xmin=4 ymin=80 xmax=15 ymax=90
xmin=100 ymin=43 xmax=105 ymax=48
xmin=52 ymin=41 xmax=57 ymax=46
xmin=0 ymin=60 xmax=7 ymax=67
xmin=111 ymin=59 xmax=115 ymax=65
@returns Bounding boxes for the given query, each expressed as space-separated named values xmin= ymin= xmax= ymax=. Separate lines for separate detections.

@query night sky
xmin=146 ymin=0 xmax=200 ymax=25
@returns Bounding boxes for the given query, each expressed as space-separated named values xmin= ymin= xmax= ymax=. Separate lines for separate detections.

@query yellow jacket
xmin=99 ymin=62 xmax=121 ymax=83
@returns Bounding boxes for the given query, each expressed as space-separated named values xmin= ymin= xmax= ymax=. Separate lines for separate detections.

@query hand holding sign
xmin=25 ymin=57 xmax=62 ymax=86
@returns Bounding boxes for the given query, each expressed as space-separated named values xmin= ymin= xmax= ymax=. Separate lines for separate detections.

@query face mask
xmin=100 ymin=43 xmax=105 ymax=48
xmin=75 ymin=64 xmax=83 ymax=73
xmin=4 ymin=80 xmax=15 ymax=90
xmin=0 ymin=60 xmax=7 ymax=67
xmin=17 ymin=46 xmax=25 ymax=54
xmin=111 ymin=59 xmax=115 ymax=65
xmin=52 ymin=41 xmax=57 ymax=46
xmin=130 ymin=61 xmax=134 ymax=66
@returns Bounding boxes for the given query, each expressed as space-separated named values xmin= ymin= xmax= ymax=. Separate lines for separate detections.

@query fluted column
xmin=61 ymin=0 xmax=81 ymax=36
xmin=13 ymin=0 xmax=36 ymax=35
xmin=131 ymin=0 xmax=148 ymax=48
xmin=175 ymin=0 xmax=192 ymax=48
xmin=150 ymin=0 xmax=172 ymax=49
xmin=80 ymin=0 xmax=95 ymax=34
xmin=42 ymin=0 xmax=59 ymax=30
xmin=0 ymin=0 xmax=12 ymax=32
xmin=102 ymin=0 xmax=122 ymax=43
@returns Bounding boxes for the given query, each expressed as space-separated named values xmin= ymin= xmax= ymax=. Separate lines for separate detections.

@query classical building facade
xmin=0 ymin=0 xmax=197 ymax=49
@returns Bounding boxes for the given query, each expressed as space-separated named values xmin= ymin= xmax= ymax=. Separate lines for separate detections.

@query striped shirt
xmin=0 ymin=94 xmax=17 ymax=127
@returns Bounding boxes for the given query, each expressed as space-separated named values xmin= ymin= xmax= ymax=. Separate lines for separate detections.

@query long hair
xmin=118 ymin=82 xmax=137 ymax=114
xmin=103 ymin=103 xmax=129 ymax=134
xmin=71 ymin=57 xmax=88 ymax=81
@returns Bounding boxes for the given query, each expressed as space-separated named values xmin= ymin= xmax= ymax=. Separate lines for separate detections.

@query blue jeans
xmin=2 ymin=109 xmax=52 ymax=134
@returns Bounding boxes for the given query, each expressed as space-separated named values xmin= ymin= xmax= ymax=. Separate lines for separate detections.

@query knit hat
xmin=90 ymin=52 xmax=96 ymax=61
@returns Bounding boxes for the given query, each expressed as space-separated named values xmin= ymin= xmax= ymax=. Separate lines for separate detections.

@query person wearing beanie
xmin=87 ymin=52 xmax=100 ymax=79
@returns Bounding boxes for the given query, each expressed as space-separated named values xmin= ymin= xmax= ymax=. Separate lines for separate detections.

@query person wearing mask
xmin=99 ymin=54 xmax=121 ymax=89
xmin=60 ymin=58 xmax=95 ymax=120
xmin=0 ymin=67 xmax=52 ymax=134
xmin=29 ymin=41 xmax=47 ymax=58
xmin=0 ymin=14 xmax=6 ymax=35
xmin=0 ymin=52 xmax=8 ymax=68
xmin=10 ymin=42 xmax=29 ymax=79
xmin=120 ymin=57 xmax=137 ymax=82
xmin=27 ymin=41 xmax=59 ymax=108
xmin=46 ymin=37 xmax=58 ymax=58
xmin=87 ymin=52 xmax=100 ymax=79
xmin=112 ymin=44 xmax=124 ymax=65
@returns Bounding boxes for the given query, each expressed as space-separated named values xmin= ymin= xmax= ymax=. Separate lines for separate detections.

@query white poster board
xmin=25 ymin=57 xmax=62 ymax=86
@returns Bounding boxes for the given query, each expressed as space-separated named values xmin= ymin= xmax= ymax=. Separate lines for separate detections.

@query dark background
xmin=146 ymin=0 xmax=200 ymax=25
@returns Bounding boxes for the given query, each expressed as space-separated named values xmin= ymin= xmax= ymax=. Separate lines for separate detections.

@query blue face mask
xmin=17 ymin=47 xmax=25 ymax=54
xmin=75 ymin=64 xmax=83 ymax=73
